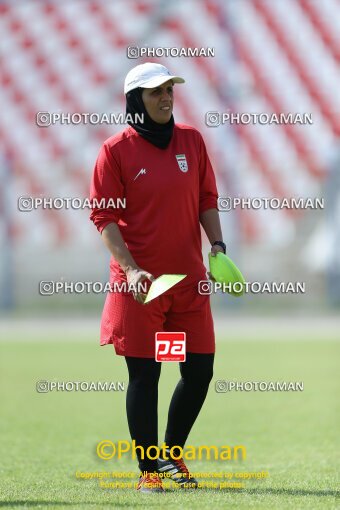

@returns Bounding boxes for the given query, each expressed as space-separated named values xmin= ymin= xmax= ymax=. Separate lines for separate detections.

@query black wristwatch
xmin=212 ymin=241 xmax=226 ymax=254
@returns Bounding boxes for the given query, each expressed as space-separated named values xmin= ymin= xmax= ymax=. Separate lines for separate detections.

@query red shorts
xmin=99 ymin=284 xmax=215 ymax=357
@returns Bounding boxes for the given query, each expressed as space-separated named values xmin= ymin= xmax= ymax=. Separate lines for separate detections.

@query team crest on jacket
xmin=176 ymin=154 xmax=188 ymax=172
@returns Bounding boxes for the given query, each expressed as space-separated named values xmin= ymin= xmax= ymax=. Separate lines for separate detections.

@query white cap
xmin=124 ymin=62 xmax=185 ymax=94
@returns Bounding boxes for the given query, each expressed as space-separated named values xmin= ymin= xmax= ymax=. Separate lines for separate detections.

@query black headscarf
xmin=126 ymin=87 xmax=174 ymax=149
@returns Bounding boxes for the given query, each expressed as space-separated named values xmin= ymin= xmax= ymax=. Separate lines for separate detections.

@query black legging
xmin=125 ymin=353 xmax=214 ymax=472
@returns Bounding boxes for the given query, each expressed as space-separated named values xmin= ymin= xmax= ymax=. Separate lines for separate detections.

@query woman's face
xmin=141 ymin=80 xmax=174 ymax=124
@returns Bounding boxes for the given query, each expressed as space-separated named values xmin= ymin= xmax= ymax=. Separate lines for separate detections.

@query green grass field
xmin=0 ymin=325 xmax=339 ymax=509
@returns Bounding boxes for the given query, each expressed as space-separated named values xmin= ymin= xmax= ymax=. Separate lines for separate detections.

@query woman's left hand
xmin=210 ymin=244 xmax=224 ymax=257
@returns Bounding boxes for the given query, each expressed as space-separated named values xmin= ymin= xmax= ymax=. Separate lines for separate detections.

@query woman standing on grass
xmin=90 ymin=62 xmax=225 ymax=493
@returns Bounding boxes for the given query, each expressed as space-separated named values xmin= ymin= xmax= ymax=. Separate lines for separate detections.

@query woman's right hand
xmin=125 ymin=266 xmax=155 ymax=304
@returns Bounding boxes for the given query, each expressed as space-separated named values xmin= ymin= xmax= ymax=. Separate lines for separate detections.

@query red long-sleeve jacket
xmin=90 ymin=124 xmax=218 ymax=291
